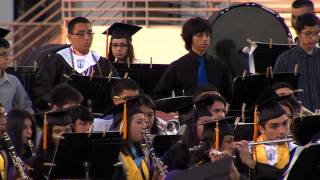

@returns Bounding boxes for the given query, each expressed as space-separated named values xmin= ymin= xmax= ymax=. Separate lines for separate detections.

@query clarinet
xmin=1 ymin=133 xmax=30 ymax=180
xmin=142 ymin=129 xmax=165 ymax=177
xmin=27 ymin=139 xmax=36 ymax=157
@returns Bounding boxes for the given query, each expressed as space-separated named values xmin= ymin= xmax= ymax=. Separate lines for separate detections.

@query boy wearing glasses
xmin=32 ymin=17 xmax=118 ymax=110
xmin=275 ymin=13 xmax=320 ymax=112
xmin=0 ymin=28 xmax=33 ymax=113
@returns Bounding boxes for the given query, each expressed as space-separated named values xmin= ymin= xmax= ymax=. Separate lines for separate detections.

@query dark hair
xmin=272 ymin=82 xmax=294 ymax=91
xmin=0 ymin=38 xmax=10 ymax=48
xmin=6 ymin=109 xmax=36 ymax=158
xmin=137 ymin=94 xmax=159 ymax=134
xmin=120 ymin=114 xmax=145 ymax=159
xmin=108 ymin=38 xmax=135 ymax=64
xmin=194 ymin=84 xmax=219 ymax=99
xmin=296 ymin=13 xmax=320 ymax=33
xmin=181 ymin=17 xmax=212 ymax=51
xmin=111 ymin=79 xmax=139 ymax=98
xmin=292 ymin=0 xmax=314 ymax=10
xmin=70 ymin=106 xmax=93 ymax=124
xmin=50 ymin=83 xmax=83 ymax=108
xmin=67 ymin=17 xmax=91 ymax=34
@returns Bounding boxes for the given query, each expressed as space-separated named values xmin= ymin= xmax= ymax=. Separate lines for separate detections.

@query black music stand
xmin=173 ymin=158 xmax=232 ymax=180
xmin=48 ymin=132 xmax=122 ymax=179
xmin=67 ymin=75 xmax=121 ymax=114
xmin=229 ymin=72 xmax=299 ymax=118
xmin=286 ymin=143 xmax=320 ymax=180
xmin=152 ymin=135 xmax=181 ymax=157
xmin=112 ymin=63 xmax=168 ymax=94
xmin=253 ymin=42 xmax=295 ymax=73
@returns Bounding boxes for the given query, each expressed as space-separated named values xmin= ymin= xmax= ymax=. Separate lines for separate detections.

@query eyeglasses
xmin=70 ymin=32 xmax=95 ymax=37
xmin=111 ymin=44 xmax=128 ymax=48
xmin=0 ymin=51 xmax=13 ymax=57
xmin=300 ymin=31 xmax=320 ymax=38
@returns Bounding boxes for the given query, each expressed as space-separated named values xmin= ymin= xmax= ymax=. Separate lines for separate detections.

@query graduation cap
xmin=42 ymin=107 xmax=74 ymax=150
xmin=0 ymin=28 xmax=10 ymax=38
xmin=154 ymin=96 xmax=194 ymax=113
xmin=103 ymin=23 xmax=142 ymax=58
xmin=111 ymin=95 xmax=144 ymax=139
xmin=230 ymin=72 xmax=299 ymax=117
xmin=255 ymin=88 xmax=287 ymax=123
xmin=102 ymin=23 xmax=142 ymax=40
xmin=291 ymin=115 xmax=320 ymax=146
xmin=194 ymin=94 xmax=226 ymax=120
xmin=251 ymin=88 xmax=288 ymax=141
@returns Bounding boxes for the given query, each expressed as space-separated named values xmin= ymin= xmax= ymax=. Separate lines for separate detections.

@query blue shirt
xmin=0 ymin=71 xmax=33 ymax=113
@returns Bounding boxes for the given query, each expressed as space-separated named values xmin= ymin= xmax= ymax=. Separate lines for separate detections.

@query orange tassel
xmin=43 ymin=112 xmax=48 ymax=150
xmin=215 ymin=121 xmax=219 ymax=149
xmin=253 ymin=107 xmax=259 ymax=142
xmin=122 ymin=101 xmax=127 ymax=140
xmin=106 ymin=31 xmax=109 ymax=58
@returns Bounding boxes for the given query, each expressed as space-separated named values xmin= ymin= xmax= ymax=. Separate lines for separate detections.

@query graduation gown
xmin=152 ymin=51 xmax=234 ymax=102
xmin=32 ymin=48 xmax=119 ymax=110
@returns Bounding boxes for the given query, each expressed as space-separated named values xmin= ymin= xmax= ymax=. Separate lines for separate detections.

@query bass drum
xmin=207 ymin=3 xmax=292 ymax=77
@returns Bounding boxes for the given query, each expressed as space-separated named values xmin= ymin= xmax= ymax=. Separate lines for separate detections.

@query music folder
xmin=48 ymin=132 xmax=122 ymax=179
xmin=252 ymin=42 xmax=295 ymax=73
xmin=67 ymin=75 xmax=121 ymax=114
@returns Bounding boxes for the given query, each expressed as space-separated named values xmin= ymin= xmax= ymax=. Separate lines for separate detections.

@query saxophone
xmin=27 ymin=139 xmax=36 ymax=157
xmin=142 ymin=129 xmax=165 ymax=177
xmin=1 ymin=133 xmax=30 ymax=180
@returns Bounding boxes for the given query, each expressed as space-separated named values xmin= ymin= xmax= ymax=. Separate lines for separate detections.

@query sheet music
xmin=93 ymin=118 xmax=113 ymax=132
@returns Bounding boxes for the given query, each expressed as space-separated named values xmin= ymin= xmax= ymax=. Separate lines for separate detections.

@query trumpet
xmin=156 ymin=117 xmax=180 ymax=135
xmin=248 ymin=138 xmax=293 ymax=146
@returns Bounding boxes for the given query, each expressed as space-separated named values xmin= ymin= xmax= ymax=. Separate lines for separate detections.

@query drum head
xmin=207 ymin=3 xmax=292 ymax=77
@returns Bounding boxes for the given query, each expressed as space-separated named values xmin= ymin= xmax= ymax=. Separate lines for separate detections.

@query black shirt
xmin=153 ymin=51 xmax=234 ymax=102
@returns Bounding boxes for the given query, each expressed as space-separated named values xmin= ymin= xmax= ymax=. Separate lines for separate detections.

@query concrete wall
xmin=0 ymin=0 xmax=14 ymax=23
xmin=90 ymin=25 xmax=187 ymax=64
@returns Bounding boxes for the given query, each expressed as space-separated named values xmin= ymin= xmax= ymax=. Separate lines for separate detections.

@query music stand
xmin=152 ymin=135 xmax=181 ymax=157
xmin=229 ymin=72 xmax=299 ymax=118
xmin=286 ymin=143 xmax=320 ymax=180
xmin=67 ymin=75 xmax=121 ymax=114
xmin=112 ymin=63 xmax=168 ymax=94
xmin=48 ymin=132 xmax=122 ymax=179
xmin=173 ymin=158 xmax=232 ymax=180
xmin=253 ymin=42 xmax=295 ymax=73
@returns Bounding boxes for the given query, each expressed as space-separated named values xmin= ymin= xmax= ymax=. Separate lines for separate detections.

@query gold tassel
xmin=105 ymin=30 xmax=109 ymax=58
xmin=43 ymin=112 xmax=48 ymax=150
xmin=122 ymin=101 xmax=127 ymax=140
xmin=253 ymin=107 xmax=259 ymax=142
xmin=215 ymin=121 xmax=219 ymax=149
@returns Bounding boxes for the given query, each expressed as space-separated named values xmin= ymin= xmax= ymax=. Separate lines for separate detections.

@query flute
xmin=248 ymin=138 xmax=293 ymax=146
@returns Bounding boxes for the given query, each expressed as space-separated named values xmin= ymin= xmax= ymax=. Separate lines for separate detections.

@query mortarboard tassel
xmin=213 ymin=121 xmax=219 ymax=149
xmin=253 ymin=107 xmax=259 ymax=142
xmin=43 ymin=112 xmax=48 ymax=150
xmin=106 ymin=30 xmax=109 ymax=58
xmin=122 ymin=101 xmax=127 ymax=140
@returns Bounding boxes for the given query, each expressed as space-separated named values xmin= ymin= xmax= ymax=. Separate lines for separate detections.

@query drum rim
xmin=210 ymin=2 xmax=292 ymax=39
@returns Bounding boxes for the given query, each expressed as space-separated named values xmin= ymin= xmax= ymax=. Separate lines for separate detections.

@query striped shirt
xmin=274 ymin=46 xmax=320 ymax=111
